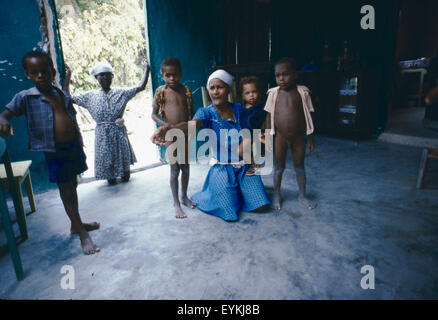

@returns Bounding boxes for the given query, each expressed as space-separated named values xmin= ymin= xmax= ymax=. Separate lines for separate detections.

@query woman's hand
xmin=141 ymin=58 xmax=150 ymax=70
xmin=65 ymin=64 xmax=72 ymax=78
xmin=63 ymin=64 xmax=72 ymax=92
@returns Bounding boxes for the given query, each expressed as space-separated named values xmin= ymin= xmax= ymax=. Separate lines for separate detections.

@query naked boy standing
xmin=265 ymin=57 xmax=316 ymax=210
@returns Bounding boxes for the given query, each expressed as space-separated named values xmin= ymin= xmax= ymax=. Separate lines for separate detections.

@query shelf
xmin=339 ymin=106 xmax=357 ymax=114
xmin=339 ymin=89 xmax=357 ymax=96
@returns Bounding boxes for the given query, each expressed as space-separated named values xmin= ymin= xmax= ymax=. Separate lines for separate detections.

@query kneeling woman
xmin=153 ymin=70 xmax=270 ymax=221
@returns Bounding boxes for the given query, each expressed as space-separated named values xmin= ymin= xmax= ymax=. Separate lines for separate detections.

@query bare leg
xmin=69 ymin=178 xmax=100 ymax=234
xmin=58 ymin=180 xmax=100 ymax=254
xmin=239 ymin=137 xmax=258 ymax=175
xmin=238 ymin=137 xmax=253 ymax=165
xmin=272 ymin=134 xmax=288 ymax=210
xmin=290 ymin=137 xmax=316 ymax=210
xmin=180 ymin=164 xmax=196 ymax=209
xmin=170 ymin=164 xmax=187 ymax=218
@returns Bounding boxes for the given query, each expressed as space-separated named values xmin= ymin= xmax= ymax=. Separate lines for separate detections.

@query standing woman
xmin=152 ymin=70 xmax=270 ymax=221
xmin=64 ymin=60 xmax=150 ymax=184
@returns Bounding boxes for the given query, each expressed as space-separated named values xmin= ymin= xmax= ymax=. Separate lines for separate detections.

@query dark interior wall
xmin=396 ymin=0 xmax=438 ymax=61
xmin=270 ymin=0 xmax=398 ymax=69
xmin=223 ymin=0 xmax=271 ymax=65
xmin=270 ymin=0 xmax=399 ymax=133
xmin=145 ymin=0 xmax=224 ymax=111
xmin=0 ymin=0 xmax=49 ymax=191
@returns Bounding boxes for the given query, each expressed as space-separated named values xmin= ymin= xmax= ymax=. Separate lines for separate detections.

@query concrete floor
xmin=0 ymin=136 xmax=437 ymax=299
xmin=379 ymin=107 xmax=438 ymax=149
xmin=386 ymin=107 xmax=438 ymax=139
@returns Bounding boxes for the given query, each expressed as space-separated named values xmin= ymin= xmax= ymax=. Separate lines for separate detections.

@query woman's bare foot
xmin=181 ymin=196 xmax=196 ymax=209
xmin=271 ymin=193 xmax=281 ymax=211
xmin=79 ymin=230 xmax=100 ymax=255
xmin=71 ymin=222 xmax=100 ymax=234
xmin=298 ymin=195 xmax=317 ymax=210
xmin=121 ymin=171 xmax=130 ymax=182
xmin=174 ymin=205 xmax=188 ymax=219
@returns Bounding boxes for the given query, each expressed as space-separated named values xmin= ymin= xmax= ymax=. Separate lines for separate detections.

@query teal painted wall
xmin=146 ymin=0 xmax=224 ymax=109
xmin=270 ymin=0 xmax=399 ymax=135
xmin=0 ymin=0 xmax=51 ymax=193
xmin=145 ymin=0 xmax=224 ymax=160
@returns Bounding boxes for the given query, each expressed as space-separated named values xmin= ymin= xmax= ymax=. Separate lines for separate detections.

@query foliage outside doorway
xmin=54 ymin=0 xmax=159 ymax=178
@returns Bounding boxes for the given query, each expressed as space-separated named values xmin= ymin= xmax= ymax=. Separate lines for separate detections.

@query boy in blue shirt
xmin=0 ymin=51 xmax=100 ymax=255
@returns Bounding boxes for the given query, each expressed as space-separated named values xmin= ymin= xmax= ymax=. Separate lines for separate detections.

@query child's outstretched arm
xmin=151 ymin=119 xmax=202 ymax=146
xmin=136 ymin=59 xmax=150 ymax=94
xmin=0 ymin=109 xmax=15 ymax=138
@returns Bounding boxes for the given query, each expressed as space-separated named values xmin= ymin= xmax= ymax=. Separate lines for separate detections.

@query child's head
xmin=161 ymin=57 xmax=182 ymax=89
xmin=240 ymin=76 xmax=260 ymax=107
xmin=22 ymin=51 xmax=55 ymax=91
xmin=274 ymin=57 xmax=298 ymax=90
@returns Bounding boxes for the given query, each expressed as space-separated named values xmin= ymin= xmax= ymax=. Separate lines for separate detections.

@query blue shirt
xmin=239 ymin=104 xmax=267 ymax=131
xmin=193 ymin=103 xmax=244 ymax=163
xmin=5 ymin=86 xmax=82 ymax=152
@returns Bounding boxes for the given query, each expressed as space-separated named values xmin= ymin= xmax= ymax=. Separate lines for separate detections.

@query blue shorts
xmin=44 ymin=141 xmax=88 ymax=183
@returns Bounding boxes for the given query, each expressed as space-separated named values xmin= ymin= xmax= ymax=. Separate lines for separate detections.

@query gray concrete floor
xmin=0 ymin=136 xmax=437 ymax=299
xmin=379 ymin=107 xmax=438 ymax=149
xmin=386 ymin=107 xmax=438 ymax=139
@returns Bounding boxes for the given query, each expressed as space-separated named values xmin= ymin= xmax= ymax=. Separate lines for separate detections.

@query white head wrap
xmin=91 ymin=61 xmax=114 ymax=76
xmin=207 ymin=69 xmax=234 ymax=91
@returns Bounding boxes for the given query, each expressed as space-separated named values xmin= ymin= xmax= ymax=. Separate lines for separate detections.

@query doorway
xmin=386 ymin=0 xmax=438 ymax=139
xmin=54 ymin=0 xmax=159 ymax=178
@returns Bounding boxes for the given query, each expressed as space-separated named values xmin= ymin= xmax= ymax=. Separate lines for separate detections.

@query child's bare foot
xmin=298 ymin=195 xmax=317 ymax=210
xmin=181 ymin=196 xmax=196 ymax=209
xmin=71 ymin=222 xmax=100 ymax=234
xmin=174 ymin=205 xmax=188 ymax=219
xmin=271 ymin=193 xmax=281 ymax=211
xmin=79 ymin=231 xmax=100 ymax=255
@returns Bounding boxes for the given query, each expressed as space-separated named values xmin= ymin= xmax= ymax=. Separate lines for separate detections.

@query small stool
xmin=417 ymin=148 xmax=438 ymax=189
xmin=0 ymin=160 xmax=36 ymax=216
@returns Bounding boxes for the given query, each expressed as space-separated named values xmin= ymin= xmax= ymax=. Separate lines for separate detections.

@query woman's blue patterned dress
xmin=192 ymin=103 xmax=270 ymax=221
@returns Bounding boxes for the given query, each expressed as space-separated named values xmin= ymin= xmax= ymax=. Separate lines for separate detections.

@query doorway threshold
xmin=378 ymin=132 xmax=438 ymax=149
xmin=78 ymin=161 xmax=164 ymax=185
xmin=380 ymin=107 xmax=438 ymax=148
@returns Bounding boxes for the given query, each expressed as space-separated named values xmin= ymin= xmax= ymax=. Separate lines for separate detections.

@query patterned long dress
xmin=72 ymin=87 xmax=138 ymax=180
xmin=192 ymin=103 xmax=270 ymax=221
